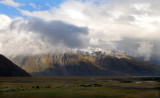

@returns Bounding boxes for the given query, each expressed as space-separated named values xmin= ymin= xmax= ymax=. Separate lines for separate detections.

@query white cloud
xmin=1 ymin=0 xmax=160 ymax=60
xmin=0 ymin=0 xmax=22 ymax=7
xmin=20 ymin=0 xmax=160 ymax=40
xmin=29 ymin=3 xmax=41 ymax=9
xmin=137 ymin=41 xmax=154 ymax=61
xmin=0 ymin=14 xmax=89 ymax=56
xmin=0 ymin=14 xmax=11 ymax=30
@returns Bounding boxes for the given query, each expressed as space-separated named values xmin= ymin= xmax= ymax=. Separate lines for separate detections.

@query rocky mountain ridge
xmin=10 ymin=50 xmax=160 ymax=76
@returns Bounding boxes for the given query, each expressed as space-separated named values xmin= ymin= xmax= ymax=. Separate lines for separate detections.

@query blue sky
xmin=0 ymin=0 xmax=65 ymax=17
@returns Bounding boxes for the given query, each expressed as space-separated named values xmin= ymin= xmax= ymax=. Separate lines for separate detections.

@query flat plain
xmin=0 ymin=77 xmax=159 ymax=98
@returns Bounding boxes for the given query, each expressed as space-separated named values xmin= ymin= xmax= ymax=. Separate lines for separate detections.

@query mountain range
xmin=10 ymin=50 xmax=160 ymax=76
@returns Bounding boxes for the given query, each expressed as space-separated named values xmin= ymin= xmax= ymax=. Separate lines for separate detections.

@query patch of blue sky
xmin=0 ymin=0 xmax=65 ymax=17
xmin=16 ymin=0 xmax=65 ymax=11
xmin=82 ymin=0 xmax=114 ymax=6
xmin=0 ymin=4 xmax=22 ymax=18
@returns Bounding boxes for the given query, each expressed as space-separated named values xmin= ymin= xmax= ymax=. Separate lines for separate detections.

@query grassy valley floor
xmin=0 ymin=77 xmax=159 ymax=98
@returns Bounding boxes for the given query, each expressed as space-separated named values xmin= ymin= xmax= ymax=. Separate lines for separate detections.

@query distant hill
xmin=0 ymin=54 xmax=31 ymax=77
xmin=10 ymin=50 xmax=160 ymax=76
xmin=96 ymin=55 xmax=160 ymax=76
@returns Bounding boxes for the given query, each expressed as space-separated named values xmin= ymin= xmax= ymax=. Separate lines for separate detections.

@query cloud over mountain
xmin=10 ymin=18 xmax=89 ymax=48
xmin=0 ymin=15 xmax=89 ymax=56
xmin=19 ymin=0 xmax=160 ymax=60
xmin=0 ymin=0 xmax=160 ymax=60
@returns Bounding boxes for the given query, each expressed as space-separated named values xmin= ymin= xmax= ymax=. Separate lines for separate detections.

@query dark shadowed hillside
xmin=96 ymin=56 xmax=160 ymax=76
xmin=0 ymin=54 xmax=31 ymax=77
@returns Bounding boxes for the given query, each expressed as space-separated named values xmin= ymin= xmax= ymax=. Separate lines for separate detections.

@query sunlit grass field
xmin=0 ymin=77 xmax=159 ymax=98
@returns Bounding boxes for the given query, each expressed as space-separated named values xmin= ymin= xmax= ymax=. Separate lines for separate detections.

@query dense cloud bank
xmin=11 ymin=18 xmax=89 ymax=48
xmin=0 ymin=0 xmax=160 ymax=60
xmin=0 ymin=15 xmax=89 ymax=55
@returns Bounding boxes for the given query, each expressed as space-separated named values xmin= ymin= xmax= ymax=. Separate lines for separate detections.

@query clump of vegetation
xmin=45 ymin=85 xmax=51 ymax=88
xmin=80 ymin=84 xmax=102 ymax=87
xmin=93 ymin=84 xmax=102 ymax=87
xmin=120 ymin=80 xmax=133 ymax=83
xmin=36 ymin=86 xmax=40 ymax=89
